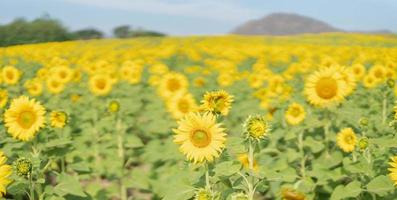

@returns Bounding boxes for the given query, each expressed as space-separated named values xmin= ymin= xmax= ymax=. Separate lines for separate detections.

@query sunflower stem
xmin=29 ymin=174 xmax=35 ymax=200
xmin=247 ymin=140 xmax=256 ymax=200
xmin=205 ymin=163 xmax=211 ymax=192
xmin=298 ymin=131 xmax=306 ymax=178
xmin=116 ymin=115 xmax=127 ymax=200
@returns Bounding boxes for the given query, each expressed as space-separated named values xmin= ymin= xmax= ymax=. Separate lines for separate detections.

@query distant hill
xmin=232 ymin=13 xmax=394 ymax=35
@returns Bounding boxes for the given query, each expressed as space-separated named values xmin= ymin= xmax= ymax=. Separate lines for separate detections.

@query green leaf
xmin=54 ymin=173 xmax=86 ymax=197
xmin=125 ymin=134 xmax=143 ymax=148
xmin=214 ymin=161 xmax=241 ymax=177
xmin=367 ymin=175 xmax=394 ymax=196
xmin=330 ymin=181 xmax=361 ymax=200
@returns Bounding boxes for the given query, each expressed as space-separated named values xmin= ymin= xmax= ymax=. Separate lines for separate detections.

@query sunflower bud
xmin=358 ymin=137 xmax=369 ymax=150
xmin=387 ymin=79 xmax=395 ymax=88
xmin=14 ymin=157 xmax=32 ymax=177
xmin=108 ymin=100 xmax=120 ymax=113
xmin=244 ymin=115 xmax=270 ymax=140
xmin=194 ymin=188 xmax=212 ymax=200
xmin=359 ymin=117 xmax=368 ymax=127
xmin=50 ymin=111 xmax=68 ymax=128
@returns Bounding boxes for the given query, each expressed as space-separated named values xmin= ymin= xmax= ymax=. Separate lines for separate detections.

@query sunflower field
xmin=0 ymin=33 xmax=397 ymax=200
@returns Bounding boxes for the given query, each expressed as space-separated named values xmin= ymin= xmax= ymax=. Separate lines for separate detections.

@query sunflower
xmin=167 ymin=92 xmax=198 ymax=119
xmin=46 ymin=77 xmax=65 ymax=94
xmin=201 ymin=90 xmax=234 ymax=116
xmin=285 ymin=103 xmax=306 ymax=125
xmin=369 ymin=65 xmax=386 ymax=82
xmin=4 ymin=96 xmax=46 ymax=141
xmin=0 ymin=152 xmax=12 ymax=197
xmin=363 ymin=74 xmax=377 ymax=88
xmin=244 ymin=115 xmax=270 ymax=140
xmin=349 ymin=63 xmax=366 ymax=79
xmin=304 ymin=67 xmax=347 ymax=107
xmin=173 ymin=112 xmax=226 ymax=163
xmin=2 ymin=65 xmax=21 ymax=85
xmin=0 ymin=89 xmax=8 ymax=108
xmin=194 ymin=188 xmax=212 ymax=200
xmin=24 ymin=79 xmax=43 ymax=96
xmin=336 ymin=128 xmax=357 ymax=153
xmin=89 ymin=74 xmax=113 ymax=96
xmin=158 ymin=72 xmax=188 ymax=98
xmin=280 ymin=187 xmax=306 ymax=200
xmin=50 ymin=111 xmax=68 ymax=128
xmin=388 ymin=155 xmax=397 ymax=186
xmin=51 ymin=66 xmax=73 ymax=83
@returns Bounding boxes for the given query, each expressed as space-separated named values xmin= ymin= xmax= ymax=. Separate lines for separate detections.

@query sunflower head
xmin=108 ymin=100 xmax=120 ymax=113
xmin=388 ymin=156 xmax=397 ymax=186
xmin=336 ymin=128 xmax=357 ymax=153
xmin=285 ymin=103 xmax=306 ymax=125
xmin=0 ymin=89 xmax=8 ymax=108
xmin=13 ymin=157 xmax=32 ymax=177
xmin=304 ymin=67 xmax=347 ymax=107
xmin=2 ymin=65 xmax=21 ymax=85
xmin=244 ymin=115 xmax=270 ymax=140
xmin=201 ymin=90 xmax=234 ymax=116
xmin=280 ymin=187 xmax=306 ymax=200
xmin=50 ymin=111 xmax=68 ymax=128
xmin=89 ymin=74 xmax=113 ymax=96
xmin=4 ymin=96 xmax=46 ymax=141
xmin=194 ymin=188 xmax=213 ymax=200
xmin=173 ymin=112 xmax=226 ymax=164
xmin=0 ymin=152 xmax=12 ymax=197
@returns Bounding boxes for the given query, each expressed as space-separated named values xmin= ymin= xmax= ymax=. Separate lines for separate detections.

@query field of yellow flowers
xmin=0 ymin=33 xmax=397 ymax=200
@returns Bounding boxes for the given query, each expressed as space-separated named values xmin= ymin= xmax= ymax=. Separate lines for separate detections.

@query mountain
xmin=232 ymin=13 xmax=341 ymax=35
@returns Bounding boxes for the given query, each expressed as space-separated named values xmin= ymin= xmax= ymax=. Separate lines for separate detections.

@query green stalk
xmin=247 ymin=140 xmax=256 ymax=200
xmin=116 ymin=116 xmax=127 ymax=200
xmin=382 ymin=92 xmax=387 ymax=125
xmin=298 ymin=131 xmax=306 ymax=178
xmin=205 ymin=163 xmax=211 ymax=192
xmin=29 ymin=174 xmax=35 ymax=200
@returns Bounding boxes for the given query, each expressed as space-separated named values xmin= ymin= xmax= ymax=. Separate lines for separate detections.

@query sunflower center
xmin=289 ymin=107 xmax=301 ymax=117
xmin=190 ymin=130 xmax=210 ymax=148
xmin=96 ymin=79 xmax=106 ymax=90
xmin=177 ymin=99 xmax=190 ymax=113
xmin=344 ymin=135 xmax=355 ymax=144
xmin=315 ymin=77 xmax=337 ymax=99
xmin=249 ymin=121 xmax=266 ymax=137
xmin=60 ymin=71 xmax=67 ymax=79
xmin=6 ymin=71 xmax=14 ymax=80
xmin=167 ymin=78 xmax=180 ymax=92
xmin=17 ymin=111 xmax=36 ymax=129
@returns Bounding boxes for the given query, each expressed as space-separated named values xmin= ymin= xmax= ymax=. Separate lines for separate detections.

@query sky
xmin=0 ymin=0 xmax=396 ymax=35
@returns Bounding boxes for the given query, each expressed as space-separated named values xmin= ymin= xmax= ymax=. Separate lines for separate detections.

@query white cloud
xmin=59 ymin=0 xmax=261 ymax=22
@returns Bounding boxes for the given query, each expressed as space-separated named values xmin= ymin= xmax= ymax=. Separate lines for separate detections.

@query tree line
xmin=0 ymin=16 xmax=166 ymax=47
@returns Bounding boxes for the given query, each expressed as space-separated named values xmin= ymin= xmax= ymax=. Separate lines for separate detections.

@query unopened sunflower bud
xmin=359 ymin=117 xmax=369 ymax=127
xmin=358 ymin=137 xmax=369 ymax=150
xmin=108 ymin=100 xmax=120 ymax=113
xmin=14 ymin=157 xmax=32 ymax=177
xmin=387 ymin=79 xmax=395 ymax=88
xmin=194 ymin=188 xmax=212 ymax=200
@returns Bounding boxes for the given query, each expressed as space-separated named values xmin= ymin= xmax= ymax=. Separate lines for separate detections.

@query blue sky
xmin=0 ymin=0 xmax=396 ymax=35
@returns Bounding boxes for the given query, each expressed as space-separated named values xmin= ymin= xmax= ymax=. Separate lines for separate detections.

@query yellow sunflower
xmin=89 ymin=74 xmax=113 ymax=96
xmin=388 ymin=155 xmax=397 ymax=186
xmin=304 ymin=67 xmax=347 ymax=107
xmin=173 ymin=112 xmax=226 ymax=163
xmin=201 ymin=90 xmax=234 ymax=116
xmin=2 ymin=65 xmax=21 ymax=85
xmin=167 ymin=92 xmax=198 ymax=119
xmin=24 ymin=79 xmax=43 ymax=96
xmin=336 ymin=128 xmax=357 ymax=153
xmin=50 ymin=111 xmax=68 ymax=128
xmin=285 ymin=103 xmax=306 ymax=125
xmin=51 ymin=66 xmax=73 ymax=83
xmin=363 ymin=74 xmax=377 ymax=88
xmin=46 ymin=77 xmax=65 ymax=94
xmin=4 ymin=96 xmax=46 ymax=141
xmin=0 ymin=89 xmax=8 ymax=108
xmin=158 ymin=72 xmax=188 ymax=98
xmin=349 ymin=63 xmax=366 ymax=79
xmin=0 ymin=152 xmax=12 ymax=197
